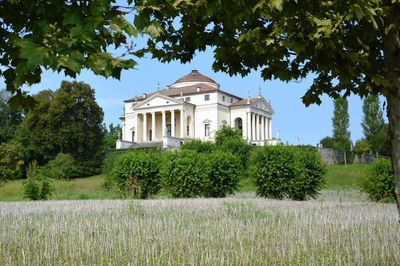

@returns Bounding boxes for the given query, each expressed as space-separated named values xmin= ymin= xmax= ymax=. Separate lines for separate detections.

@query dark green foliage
xmin=102 ymin=123 xmax=122 ymax=150
xmin=39 ymin=153 xmax=79 ymax=179
xmin=332 ymin=97 xmax=351 ymax=153
xmin=360 ymin=159 xmax=395 ymax=203
xmin=204 ymin=151 xmax=241 ymax=197
xmin=319 ymin=136 xmax=335 ymax=149
xmin=160 ymin=149 xmax=207 ymax=198
xmin=20 ymin=81 xmax=104 ymax=176
xmin=289 ymin=149 xmax=327 ymax=200
xmin=23 ymin=161 xmax=54 ymax=200
xmin=362 ymin=95 xmax=386 ymax=155
xmin=0 ymin=142 xmax=24 ymax=181
xmin=251 ymin=145 xmax=326 ymax=200
xmin=354 ymin=139 xmax=371 ymax=155
xmin=180 ymin=139 xmax=216 ymax=153
xmin=103 ymin=147 xmax=159 ymax=175
xmin=0 ymin=90 xmax=24 ymax=143
xmin=215 ymin=126 xmax=252 ymax=169
xmin=112 ymin=150 xmax=162 ymax=199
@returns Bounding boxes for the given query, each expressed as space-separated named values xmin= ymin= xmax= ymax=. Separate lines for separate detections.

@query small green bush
xmin=23 ymin=161 xmax=54 ymax=200
xmin=251 ymin=145 xmax=326 ymax=200
xmin=160 ymin=149 xmax=208 ymax=198
xmin=112 ymin=150 xmax=162 ymax=199
xmin=205 ymin=151 xmax=242 ymax=197
xmin=360 ymin=159 xmax=395 ymax=202
xmin=289 ymin=148 xmax=326 ymax=200
xmin=39 ymin=153 xmax=79 ymax=179
xmin=181 ymin=139 xmax=216 ymax=153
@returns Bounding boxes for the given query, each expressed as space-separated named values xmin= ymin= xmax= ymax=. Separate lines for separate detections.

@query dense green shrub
xmin=215 ymin=126 xmax=252 ymax=168
xmin=289 ymin=148 xmax=327 ymax=200
xmin=360 ymin=159 xmax=395 ymax=202
xmin=205 ymin=151 xmax=241 ymax=197
xmin=160 ymin=149 xmax=242 ymax=198
xmin=39 ymin=153 xmax=79 ymax=179
xmin=23 ymin=161 xmax=54 ymax=200
xmin=160 ymin=149 xmax=207 ymax=198
xmin=180 ymin=139 xmax=216 ymax=153
xmin=251 ymin=145 xmax=326 ymax=200
xmin=112 ymin=150 xmax=162 ymax=199
xmin=103 ymin=147 xmax=159 ymax=175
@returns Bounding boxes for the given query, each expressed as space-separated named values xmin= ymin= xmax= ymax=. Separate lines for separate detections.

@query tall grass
xmin=0 ymin=196 xmax=398 ymax=265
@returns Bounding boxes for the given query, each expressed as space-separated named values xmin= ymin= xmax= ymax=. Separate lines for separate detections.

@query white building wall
xmin=194 ymin=105 xmax=218 ymax=141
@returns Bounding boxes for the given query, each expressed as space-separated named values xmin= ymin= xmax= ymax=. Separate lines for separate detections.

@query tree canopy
xmin=0 ymin=0 xmax=141 ymax=108
xmin=332 ymin=97 xmax=351 ymax=164
xmin=18 ymin=81 xmax=104 ymax=176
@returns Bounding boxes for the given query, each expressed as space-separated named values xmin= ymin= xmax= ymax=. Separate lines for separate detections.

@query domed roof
xmin=171 ymin=69 xmax=217 ymax=87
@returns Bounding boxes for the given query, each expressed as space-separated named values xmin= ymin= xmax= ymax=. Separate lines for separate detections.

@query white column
xmin=261 ymin=116 xmax=265 ymax=141
xmin=134 ymin=114 xmax=139 ymax=142
xmin=180 ymin=109 xmax=184 ymax=138
xmin=268 ymin=118 xmax=272 ymax=139
xmin=143 ymin=113 xmax=147 ymax=142
xmin=256 ymin=114 xmax=260 ymax=141
xmin=251 ymin=112 xmax=255 ymax=141
xmin=171 ymin=110 xmax=175 ymax=137
xmin=247 ymin=112 xmax=251 ymax=141
xmin=162 ymin=111 xmax=166 ymax=137
xmin=151 ymin=112 xmax=155 ymax=141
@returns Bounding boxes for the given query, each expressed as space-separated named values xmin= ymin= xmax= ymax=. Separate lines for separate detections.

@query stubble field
xmin=1 ymin=191 xmax=399 ymax=265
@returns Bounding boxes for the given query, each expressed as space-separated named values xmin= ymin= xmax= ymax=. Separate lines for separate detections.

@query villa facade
xmin=117 ymin=70 xmax=279 ymax=149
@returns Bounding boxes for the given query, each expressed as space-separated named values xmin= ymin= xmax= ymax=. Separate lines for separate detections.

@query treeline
xmin=0 ymin=81 xmax=121 ymax=183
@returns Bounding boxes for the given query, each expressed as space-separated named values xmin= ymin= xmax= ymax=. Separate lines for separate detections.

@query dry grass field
xmin=1 ymin=191 xmax=398 ymax=265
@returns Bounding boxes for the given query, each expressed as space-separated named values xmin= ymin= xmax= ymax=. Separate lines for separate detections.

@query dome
xmin=170 ymin=70 xmax=218 ymax=88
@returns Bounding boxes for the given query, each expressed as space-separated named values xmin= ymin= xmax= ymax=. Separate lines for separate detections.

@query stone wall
xmin=317 ymin=147 xmax=383 ymax=165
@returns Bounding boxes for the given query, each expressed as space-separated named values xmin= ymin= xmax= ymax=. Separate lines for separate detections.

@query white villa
xmin=117 ymin=70 xmax=280 ymax=149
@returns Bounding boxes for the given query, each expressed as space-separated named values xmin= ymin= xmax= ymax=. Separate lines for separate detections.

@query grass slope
xmin=0 ymin=164 xmax=368 ymax=201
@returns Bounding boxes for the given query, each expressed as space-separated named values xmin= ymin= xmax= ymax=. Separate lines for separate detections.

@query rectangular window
xmin=205 ymin=124 xmax=210 ymax=136
xmin=187 ymin=126 xmax=190 ymax=136
xmin=149 ymin=130 xmax=152 ymax=141
xmin=204 ymin=94 xmax=210 ymax=101
xmin=230 ymin=98 xmax=233 ymax=103
xmin=166 ymin=124 xmax=171 ymax=137
xmin=222 ymin=95 xmax=225 ymax=102
xmin=185 ymin=97 xmax=191 ymax=102
xmin=132 ymin=131 xmax=135 ymax=142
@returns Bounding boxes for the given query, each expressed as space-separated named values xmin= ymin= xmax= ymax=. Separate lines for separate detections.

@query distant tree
xmin=332 ymin=97 xmax=351 ymax=165
xmin=0 ymin=90 xmax=24 ymax=143
xmin=354 ymin=139 xmax=372 ymax=155
xmin=319 ymin=136 xmax=335 ymax=149
xmin=21 ymin=81 xmax=104 ymax=176
xmin=103 ymin=123 xmax=122 ymax=149
xmin=362 ymin=95 xmax=386 ymax=156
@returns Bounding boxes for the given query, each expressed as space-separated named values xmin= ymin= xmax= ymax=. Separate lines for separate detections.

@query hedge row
xmin=113 ymin=148 xmax=242 ymax=198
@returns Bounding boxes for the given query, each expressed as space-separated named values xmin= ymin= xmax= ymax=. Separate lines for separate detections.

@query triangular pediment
xmin=133 ymin=93 xmax=183 ymax=110
xmin=251 ymin=98 xmax=275 ymax=114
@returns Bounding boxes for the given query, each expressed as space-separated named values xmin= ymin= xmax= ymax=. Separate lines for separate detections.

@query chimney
xmin=143 ymin=93 xmax=147 ymax=99
xmin=197 ymin=86 xmax=201 ymax=92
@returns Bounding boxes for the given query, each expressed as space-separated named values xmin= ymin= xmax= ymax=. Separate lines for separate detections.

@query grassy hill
xmin=0 ymin=164 xmax=368 ymax=201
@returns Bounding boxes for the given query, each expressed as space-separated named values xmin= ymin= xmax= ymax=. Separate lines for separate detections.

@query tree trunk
xmin=387 ymin=96 xmax=400 ymax=222
xmin=344 ymin=151 xmax=347 ymax=166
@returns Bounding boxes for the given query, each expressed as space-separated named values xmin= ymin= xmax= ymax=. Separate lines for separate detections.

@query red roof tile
xmin=229 ymin=98 xmax=261 ymax=107
xmin=172 ymin=69 xmax=217 ymax=85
